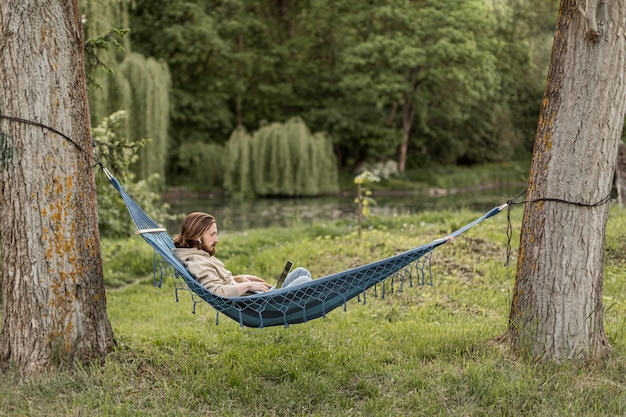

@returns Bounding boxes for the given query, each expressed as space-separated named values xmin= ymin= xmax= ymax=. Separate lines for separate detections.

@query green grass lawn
xmin=2 ymin=205 xmax=626 ymax=416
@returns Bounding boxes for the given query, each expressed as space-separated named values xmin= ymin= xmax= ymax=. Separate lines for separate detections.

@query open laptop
xmin=250 ymin=260 xmax=293 ymax=294
xmin=274 ymin=260 xmax=293 ymax=289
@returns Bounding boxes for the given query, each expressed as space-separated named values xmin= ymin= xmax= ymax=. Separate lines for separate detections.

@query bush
xmin=93 ymin=111 xmax=173 ymax=238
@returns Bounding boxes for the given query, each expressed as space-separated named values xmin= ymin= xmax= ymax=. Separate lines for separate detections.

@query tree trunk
xmin=0 ymin=0 xmax=114 ymax=376
xmin=509 ymin=0 xmax=626 ymax=361
xmin=398 ymin=97 xmax=415 ymax=173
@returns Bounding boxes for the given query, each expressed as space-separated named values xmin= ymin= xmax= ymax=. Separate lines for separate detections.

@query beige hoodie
xmin=172 ymin=247 xmax=239 ymax=297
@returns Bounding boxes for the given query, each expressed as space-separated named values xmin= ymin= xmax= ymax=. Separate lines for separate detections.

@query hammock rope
xmin=107 ymin=168 xmax=510 ymax=328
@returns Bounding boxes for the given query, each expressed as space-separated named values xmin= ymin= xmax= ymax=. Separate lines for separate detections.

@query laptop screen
xmin=275 ymin=260 xmax=293 ymax=289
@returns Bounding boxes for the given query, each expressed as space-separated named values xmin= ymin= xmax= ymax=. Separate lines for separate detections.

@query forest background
xmin=82 ymin=0 xmax=572 ymax=207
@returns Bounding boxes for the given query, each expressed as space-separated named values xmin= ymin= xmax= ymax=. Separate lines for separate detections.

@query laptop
xmin=274 ymin=260 xmax=293 ymax=289
xmin=250 ymin=260 xmax=293 ymax=294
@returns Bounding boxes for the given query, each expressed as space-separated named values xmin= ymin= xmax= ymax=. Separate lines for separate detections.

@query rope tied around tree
xmin=0 ymin=113 xmax=106 ymax=171
xmin=503 ymin=189 xmax=612 ymax=266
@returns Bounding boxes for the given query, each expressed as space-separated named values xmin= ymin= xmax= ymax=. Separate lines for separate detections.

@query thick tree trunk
xmin=0 ymin=0 xmax=114 ymax=376
xmin=509 ymin=0 xmax=626 ymax=361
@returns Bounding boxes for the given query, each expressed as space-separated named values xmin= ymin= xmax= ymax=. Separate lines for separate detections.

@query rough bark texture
xmin=0 ymin=0 xmax=114 ymax=376
xmin=509 ymin=0 xmax=626 ymax=361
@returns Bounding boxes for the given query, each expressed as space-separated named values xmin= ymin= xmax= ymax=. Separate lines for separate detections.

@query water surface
xmin=163 ymin=186 xmax=526 ymax=233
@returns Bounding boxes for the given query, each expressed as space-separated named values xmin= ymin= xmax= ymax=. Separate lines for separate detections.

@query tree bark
xmin=0 ymin=0 xmax=114 ymax=376
xmin=509 ymin=0 xmax=626 ymax=361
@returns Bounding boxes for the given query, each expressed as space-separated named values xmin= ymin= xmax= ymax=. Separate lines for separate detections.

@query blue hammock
xmin=107 ymin=169 xmax=508 ymax=328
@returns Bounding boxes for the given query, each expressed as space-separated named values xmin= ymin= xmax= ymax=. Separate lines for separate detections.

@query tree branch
xmin=578 ymin=0 xmax=601 ymax=41
xmin=384 ymin=102 xmax=398 ymax=126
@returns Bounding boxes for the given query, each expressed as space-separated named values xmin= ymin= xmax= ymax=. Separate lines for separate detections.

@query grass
xmin=349 ymin=160 xmax=531 ymax=192
xmin=405 ymin=160 xmax=530 ymax=190
xmin=3 ymin=204 xmax=626 ymax=416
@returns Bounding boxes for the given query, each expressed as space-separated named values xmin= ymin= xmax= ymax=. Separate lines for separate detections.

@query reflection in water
xmin=163 ymin=186 xmax=526 ymax=233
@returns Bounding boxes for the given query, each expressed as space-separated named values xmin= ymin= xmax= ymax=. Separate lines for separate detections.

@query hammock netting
xmin=108 ymin=171 xmax=507 ymax=328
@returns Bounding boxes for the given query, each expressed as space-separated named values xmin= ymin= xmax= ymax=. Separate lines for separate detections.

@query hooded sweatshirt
xmin=172 ymin=247 xmax=239 ymax=297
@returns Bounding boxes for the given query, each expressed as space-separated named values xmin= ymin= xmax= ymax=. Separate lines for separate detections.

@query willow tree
xmin=224 ymin=126 xmax=254 ymax=197
xmin=251 ymin=122 xmax=291 ymax=196
xmin=225 ymin=117 xmax=338 ymax=197
xmin=80 ymin=0 xmax=171 ymax=188
xmin=0 ymin=0 xmax=114 ymax=376
xmin=509 ymin=0 xmax=626 ymax=361
xmin=79 ymin=0 xmax=130 ymax=124
xmin=312 ymin=131 xmax=340 ymax=195
xmin=285 ymin=117 xmax=318 ymax=195
xmin=115 ymin=53 xmax=171 ymax=187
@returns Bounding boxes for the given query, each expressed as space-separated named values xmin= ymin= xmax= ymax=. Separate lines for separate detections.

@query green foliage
xmin=339 ymin=0 xmax=503 ymax=167
xmin=83 ymin=27 xmax=129 ymax=88
xmin=492 ymin=0 xmax=560 ymax=157
xmin=225 ymin=117 xmax=339 ymax=197
xmin=251 ymin=122 xmax=289 ymax=196
xmin=93 ymin=111 xmax=173 ymax=238
xmin=177 ymin=141 xmax=225 ymax=192
xmin=129 ymin=0 xmax=235 ymax=147
xmin=81 ymin=0 xmax=172 ymax=188
xmin=93 ymin=111 xmax=148 ymax=177
xmin=405 ymin=160 xmax=530 ymax=189
xmin=125 ymin=0 xmax=556 ymax=177
xmin=80 ymin=0 xmax=132 ymax=125
xmin=4 ymin=207 xmax=626 ymax=415
xmin=115 ymin=53 xmax=171 ymax=189
xmin=224 ymin=126 xmax=254 ymax=197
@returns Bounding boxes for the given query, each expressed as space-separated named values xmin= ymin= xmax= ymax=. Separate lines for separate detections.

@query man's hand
xmin=235 ymin=274 xmax=268 ymax=284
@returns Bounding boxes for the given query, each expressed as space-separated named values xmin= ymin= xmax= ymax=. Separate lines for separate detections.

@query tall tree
xmin=0 ymin=0 xmax=114 ymax=375
xmin=130 ymin=0 xmax=232 ymax=142
xmin=491 ymin=0 xmax=560 ymax=157
xmin=340 ymin=0 xmax=500 ymax=172
xmin=114 ymin=52 xmax=171 ymax=188
xmin=79 ymin=0 xmax=131 ymax=124
xmin=225 ymin=117 xmax=339 ymax=197
xmin=509 ymin=0 xmax=626 ymax=361
xmin=81 ymin=0 xmax=171 ymax=188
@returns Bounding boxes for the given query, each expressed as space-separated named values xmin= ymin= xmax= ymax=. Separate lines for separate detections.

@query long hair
xmin=173 ymin=212 xmax=216 ymax=249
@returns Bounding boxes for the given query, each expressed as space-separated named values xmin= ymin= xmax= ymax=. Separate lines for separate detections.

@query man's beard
xmin=205 ymin=243 xmax=216 ymax=256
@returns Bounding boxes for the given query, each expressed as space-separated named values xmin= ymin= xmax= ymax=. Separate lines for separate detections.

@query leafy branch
xmin=84 ymin=27 xmax=130 ymax=87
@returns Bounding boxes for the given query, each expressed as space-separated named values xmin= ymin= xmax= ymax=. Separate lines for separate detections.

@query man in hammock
xmin=172 ymin=212 xmax=312 ymax=297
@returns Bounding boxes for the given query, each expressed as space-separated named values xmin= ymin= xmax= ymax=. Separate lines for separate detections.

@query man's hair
xmin=173 ymin=212 xmax=216 ymax=249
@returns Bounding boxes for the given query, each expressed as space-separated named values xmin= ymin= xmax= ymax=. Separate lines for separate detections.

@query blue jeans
xmin=281 ymin=267 xmax=312 ymax=288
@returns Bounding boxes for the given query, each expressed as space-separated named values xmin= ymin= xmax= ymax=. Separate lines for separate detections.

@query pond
xmin=162 ymin=185 xmax=527 ymax=233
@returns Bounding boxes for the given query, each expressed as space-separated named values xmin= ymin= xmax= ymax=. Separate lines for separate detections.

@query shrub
xmin=93 ymin=111 xmax=173 ymax=238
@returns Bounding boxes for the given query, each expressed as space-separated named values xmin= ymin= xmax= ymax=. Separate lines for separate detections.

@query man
xmin=172 ymin=212 xmax=312 ymax=297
